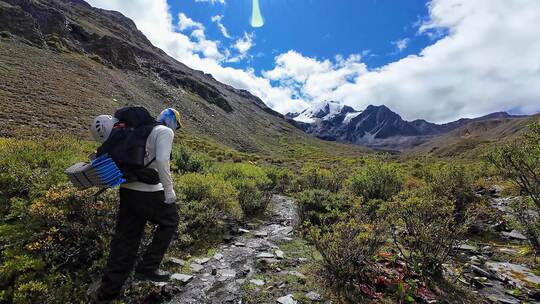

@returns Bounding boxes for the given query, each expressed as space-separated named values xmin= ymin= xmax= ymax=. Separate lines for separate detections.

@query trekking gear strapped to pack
xmin=65 ymin=106 xmax=163 ymax=196
xmin=65 ymin=154 xmax=126 ymax=189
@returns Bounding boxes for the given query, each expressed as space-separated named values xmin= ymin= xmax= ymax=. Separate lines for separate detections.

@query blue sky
xmin=171 ymin=0 xmax=432 ymax=72
xmin=88 ymin=0 xmax=540 ymax=123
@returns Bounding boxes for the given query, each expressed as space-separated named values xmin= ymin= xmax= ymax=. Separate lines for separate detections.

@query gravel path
xmin=166 ymin=195 xmax=306 ymax=304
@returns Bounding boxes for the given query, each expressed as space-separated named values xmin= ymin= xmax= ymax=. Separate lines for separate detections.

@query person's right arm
xmin=155 ymin=127 xmax=176 ymax=204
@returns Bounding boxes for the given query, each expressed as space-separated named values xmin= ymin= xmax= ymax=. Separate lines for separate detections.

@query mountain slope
xmin=0 ymin=0 xmax=367 ymax=158
xmin=408 ymin=114 xmax=539 ymax=157
xmin=287 ymin=102 xmax=527 ymax=151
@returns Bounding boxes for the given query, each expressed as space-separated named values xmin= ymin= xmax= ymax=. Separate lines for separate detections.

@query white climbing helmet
xmin=90 ymin=115 xmax=118 ymax=143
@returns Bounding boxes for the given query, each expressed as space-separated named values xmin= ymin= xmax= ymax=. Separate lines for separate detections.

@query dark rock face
xmin=0 ymin=1 xmax=44 ymax=46
xmin=288 ymin=103 xmax=521 ymax=151
xmin=0 ymin=0 xmax=244 ymax=113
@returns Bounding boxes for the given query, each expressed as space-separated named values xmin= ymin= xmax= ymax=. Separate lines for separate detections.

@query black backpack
xmin=96 ymin=106 xmax=161 ymax=184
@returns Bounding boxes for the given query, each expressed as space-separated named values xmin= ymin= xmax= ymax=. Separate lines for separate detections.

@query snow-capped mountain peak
xmin=286 ymin=101 xmax=361 ymax=124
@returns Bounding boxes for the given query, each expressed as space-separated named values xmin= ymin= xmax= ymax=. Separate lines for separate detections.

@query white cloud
xmin=329 ymin=0 xmax=540 ymax=122
xmin=263 ymin=51 xmax=367 ymax=102
xmin=211 ymin=15 xmax=231 ymax=39
xmin=178 ymin=12 xmax=204 ymax=32
xmin=392 ymin=38 xmax=410 ymax=52
xmin=86 ymin=0 xmax=540 ymax=123
xmin=234 ymin=32 xmax=255 ymax=55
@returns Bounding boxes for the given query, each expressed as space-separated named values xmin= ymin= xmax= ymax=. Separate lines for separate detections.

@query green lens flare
xmin=251 ymin=0 xmax=264 ymax=28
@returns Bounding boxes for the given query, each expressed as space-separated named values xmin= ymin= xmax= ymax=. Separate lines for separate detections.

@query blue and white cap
xmin=157 ymin=108 xmax=183 ymax=130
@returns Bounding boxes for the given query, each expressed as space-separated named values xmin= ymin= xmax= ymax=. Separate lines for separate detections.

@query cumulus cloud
xmin=86 ymin=0 xmax=540 ymax=122
xmin=263 ymin=51 xmax=367 ymax=101
xmin=392 ymin=38 xmax=410 ymax=52
xmin=211 ymin=15 xmax=231 ymax=39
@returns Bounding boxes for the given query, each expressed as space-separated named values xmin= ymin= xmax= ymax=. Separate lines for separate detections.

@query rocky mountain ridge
xmin=287 ymin=102 xmax=525 ymax=150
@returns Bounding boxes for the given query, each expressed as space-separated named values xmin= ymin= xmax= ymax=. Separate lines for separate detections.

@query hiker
xmin=91 ymin=106 xmax=183 ymax=303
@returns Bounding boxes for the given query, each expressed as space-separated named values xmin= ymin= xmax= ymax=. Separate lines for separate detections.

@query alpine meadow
xmin=1 ymin=0 xmax=540 ymax=303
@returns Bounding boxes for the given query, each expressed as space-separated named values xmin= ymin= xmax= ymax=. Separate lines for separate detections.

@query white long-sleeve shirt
xmin=121 ymin=125 xmax=176 ymax=203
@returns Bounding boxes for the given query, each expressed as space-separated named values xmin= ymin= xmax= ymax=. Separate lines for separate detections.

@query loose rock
xmin=171 ymin=273 xmax=193 ymax=284
xmin=275 ymin=250 xmax=285 ymax=259
xmin=190 ymin=263 xmax=204 ymax=273
xmin=255 ymin=231 xmax=268 ymax=238
xmin=193 ymin=257 xmax=211 ymax=265
xmin=277 ymin=294 xmax=298 ymax=304
xmin=168 ymin=257 xmax=186 ymax=266
xmin=217 ymin=268 xmax=236 ymax=281
xmin=250 ymin=279 xmax=265 ymax=286
xmin=257 ymin=252 xmax=275 ymax=259
xmin=288 ymin=271 xmax=307 ymax=279
xmin=456 ymin=244 xmax=478 ymax=252
xmin=305 ymin=291 xmax=322 ymax=301
xmin=502 ymin=230 xmax=527 ymax=241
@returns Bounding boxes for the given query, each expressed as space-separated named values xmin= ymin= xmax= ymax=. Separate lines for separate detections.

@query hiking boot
xmin=134 ymin=269 xmax=171 ymax=282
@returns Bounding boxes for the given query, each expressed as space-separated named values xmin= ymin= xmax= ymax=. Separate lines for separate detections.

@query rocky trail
xmin=159 ymin=195 xmax=325 ymax=304
xmin=455 ymin=195 xmax=540 ymax=304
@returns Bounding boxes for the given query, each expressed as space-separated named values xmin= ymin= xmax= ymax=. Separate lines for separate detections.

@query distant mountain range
xmin=286 ymin=102 xmax=526 ymax=150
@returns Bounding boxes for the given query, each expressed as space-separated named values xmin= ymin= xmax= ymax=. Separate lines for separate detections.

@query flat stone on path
xmin=277 ymin=294 xmax=298 ymax=304
xmin=305 ymin=291 xmax=322 ymax=301
xmin=486 ymin=262 xmax=540 ymax=288
xmin=239 ymin=228 xmax=250 ymax=233
xmin=234 ymin=242 xmax=246 ymax=247
xmin=171 ymin=273 xmax=193 ymax=284
xmin=255 ymin=231 xmax=268 ymax=238
xmin=502 ymin=230 xmax=527 ymax=241
xmin=190 ymin=263 xmax=204 ymax=273
xmin=217 ymin=268 xmax=236 ymax=281
xmin=193 ymin=257 xmax=211 ymax=265
xmin=213 ymin=253 xmax=224 ymax=260
xmin=273 ymin=226 xmax=294 ymax=236
xmin=168 ymin=257 xmax=186 ymax=266
xmin=250 ymin=279 xmax=265 ymax=286
xmin=257 ymin=252 xmax=275 ymax=259
xmin=455 ymin=244 xmax=478 ymax=252
xmin=469 ymin=265 xmax=495 ymax=279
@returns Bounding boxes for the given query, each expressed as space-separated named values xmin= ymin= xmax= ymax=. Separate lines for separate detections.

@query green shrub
xmin=297 ymin=189 xmax=355 ymax=226
xmin=215 ymin=163 xmax=272 ymax=217
xmin=175 ymin=173 xmax=240 ymax=246
xmin=296 ymin=165 xmax=344 ymax=193
xmin=424 ymin=162 xmax=478 ymax=219
xmin=348 ymin=160 xmax=402 ymax=202
xmin=486 ymin=121 xmax=540 ymax=252
xmin=0 ymin=137 xmax=118 ymax=303
xmin=388 ymin=188 xmax=468 ymax=278
xmin=306 ymin=207 xmax=388 ymax=284
xmin=172 ymin=146 xmax=213 ymax=174
xmin=0 ymin=137 xmax=91 ymax=203
xmin=264 ymin=166 xmax=293 ymax=194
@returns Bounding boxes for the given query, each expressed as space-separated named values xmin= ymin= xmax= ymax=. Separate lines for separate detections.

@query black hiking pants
xmin=97 ymin=188 xmax=179 ymax=300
